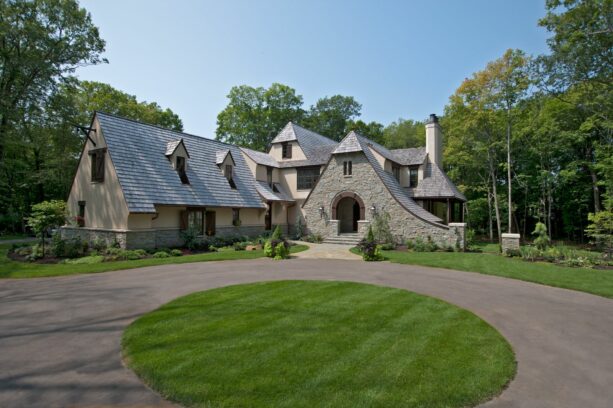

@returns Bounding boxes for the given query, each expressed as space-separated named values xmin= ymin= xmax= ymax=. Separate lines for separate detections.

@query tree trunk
xmin=492 ymin=176 xmax=502 ymax=244
xmin=589 ymin=167 xmax=601 ymax=213
xmin=506 ymin=117 xmax=513 ymax=233
xmin=487 ymin=183 xmax=494 ymax=242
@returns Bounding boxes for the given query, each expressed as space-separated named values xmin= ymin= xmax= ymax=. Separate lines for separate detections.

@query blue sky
xmin=78 ymin=0 xmax=550 ymax=137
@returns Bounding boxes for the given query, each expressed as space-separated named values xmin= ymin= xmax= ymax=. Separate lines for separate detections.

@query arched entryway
xmin=331 ymin=192 xmax=365 ymax=233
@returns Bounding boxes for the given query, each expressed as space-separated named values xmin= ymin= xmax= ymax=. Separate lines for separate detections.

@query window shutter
xmin=179 ymin=210 xmax=188 ymax=230
xmin=96 ymin=151 xmax=105 ymax=182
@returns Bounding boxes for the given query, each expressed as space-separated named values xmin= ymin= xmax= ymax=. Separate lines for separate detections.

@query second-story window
xmin=392 ymin=164 xmax=400 ymax=182
xmin=282 ymin=142 xmax=292 ymax=158
xmin=409 ymin=165 xmax=419 ymax=187
xmin=225 ymin=164 xmax=237 ymax=189
xmin=297 ymin=166 xmax=319 ymax=190
xmin=343 ymin=161 xmax=352 ymax=176
xmin=89 ymin=148 xmax=106 ymax=182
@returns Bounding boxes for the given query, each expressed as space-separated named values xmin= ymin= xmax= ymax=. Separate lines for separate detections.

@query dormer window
xmin=225 ymin=164 xmax=237 ymax=189
xmin=409 ymin=165 xmax=419 ymax=187
xmin=282 ymin=142 xmax=292 ymax=159
xmin=166 ymin=139 xmax=191 ymax=185
xmin=176 ymin=156 xmax=189 ymax=184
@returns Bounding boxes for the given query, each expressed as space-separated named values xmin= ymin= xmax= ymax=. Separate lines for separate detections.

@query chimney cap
xmin=427 ymin=113 xmax=439 ymax=124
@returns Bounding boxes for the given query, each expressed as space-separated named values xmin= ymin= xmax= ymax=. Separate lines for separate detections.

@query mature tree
xmin=303 ymin=95 xmax=361 ymax=141
xmin=382 ymin=118 xmax=425 ymax=149
xmin=346 ymin=119 xmax=385 ymax=144
xmin=0 ymin=0 xmax=106 ymax=160
xmin=0 ymin=0 xmax=105 ymax=232
xmin=215 ymin=83 xmax=304 ymax=151
xmin=537 ymin=0 xmax=612 ymax=212
xmin=538 ymin=0 xmax=612 ymax=93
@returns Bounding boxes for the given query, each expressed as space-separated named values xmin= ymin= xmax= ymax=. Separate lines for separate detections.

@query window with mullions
xmin=297 ymin=166 xmax=320 ymax=190
xmin=343 ymin=161 xmax=352 ymax=176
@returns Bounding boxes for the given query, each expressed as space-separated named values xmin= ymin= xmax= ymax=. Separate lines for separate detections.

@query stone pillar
xmin=328 ymin=220 xmax=339 ymax=237
xmin=501 ymin=233 xmax=521 ymax=254
xmin=448 ymin=222 xmax=467 ymax=250
xmin=357 ymin=220 xmax=370 ymax=237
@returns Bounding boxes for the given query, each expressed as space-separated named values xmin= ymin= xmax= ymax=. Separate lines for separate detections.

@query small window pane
xmin=188 ymin=210 xmax=204 ymax=235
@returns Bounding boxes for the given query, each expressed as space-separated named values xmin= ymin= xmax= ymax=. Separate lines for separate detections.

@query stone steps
xmin=323 ymin=234 xmax=362 ymax=245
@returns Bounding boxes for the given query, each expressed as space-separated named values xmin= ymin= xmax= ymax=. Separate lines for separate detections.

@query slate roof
xmin=271 ymin=122 xmax=338 ymax=165
xmin=215 ymin=149 xmax=232 ymax=165
xmin=96 ymin=112 xmax=266 ymax=213
xmin=165 ymin=140 xmax=185 ymax=157
xmin=240 ymin=147 xmax=279 ymax=168
xmin=391 ymin=147 xmax=427 ymax=166
xmin=255 ymin=181 xmax=294 ymax=202
xmin=405 ymin=162 xmax=467 ymax=201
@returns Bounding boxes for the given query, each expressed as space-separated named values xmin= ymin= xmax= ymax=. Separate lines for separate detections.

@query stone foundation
xmin=501 ymin=233 xmax=521 ymax=254
xmin=61 ymin=225 xmax=266 ymax=250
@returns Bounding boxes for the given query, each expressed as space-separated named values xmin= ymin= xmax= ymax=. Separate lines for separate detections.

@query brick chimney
xmin=425 ymin=113 xmax=442 ymax=167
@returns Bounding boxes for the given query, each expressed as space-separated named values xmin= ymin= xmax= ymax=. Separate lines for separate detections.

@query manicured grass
xmin=0 ymin=233 xmax=32 ymax=241
xmin=123 ymin=281 xmax=515 ymax=408
xmin=381 ymin=249 xmax=613 ymax=298
xmin=0 ymin=244 xmax=309 ymax=279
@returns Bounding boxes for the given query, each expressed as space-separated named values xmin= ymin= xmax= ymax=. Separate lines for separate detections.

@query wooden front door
xmin=205 ymin=211 xmax=216 ymax=236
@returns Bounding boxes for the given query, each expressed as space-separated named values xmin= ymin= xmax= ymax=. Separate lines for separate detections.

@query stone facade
xmin=501 ymin=233 xmax=521 ymax=254
xmin=302 ymin=152 xmax=466 ymax=249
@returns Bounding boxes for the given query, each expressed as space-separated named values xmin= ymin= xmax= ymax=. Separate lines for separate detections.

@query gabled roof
xmin=96 ymin=112 xmax=266 ymax=213
xmin=405 ymin=162 xmax=467 ymax=201
xmin=271 ymin=122 xmax=337 ymax=164
xmin=240 ymin=147 xmax=280 ymax=168
xmin=215 ymin=149 xmax=234 ymax=166
xmin=353 ymin=134 xmax=444 ymax=224
xmin=332 ymin=131 xmax=362 ymax=154
xmin=255 ymin=181 xmax=294 ymax=202
xmin=391 ymin=147 xmax=427 ymax=166
xmin=165 ymin=139 xmax=190 ymax=158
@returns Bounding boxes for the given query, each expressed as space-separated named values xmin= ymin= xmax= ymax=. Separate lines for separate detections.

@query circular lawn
xmin=122 ymin=281 xmax=515 ymax=407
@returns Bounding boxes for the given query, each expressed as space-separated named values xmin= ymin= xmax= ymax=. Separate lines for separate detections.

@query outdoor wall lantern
xmin=370 ymin=204 xmax=377 ymax=216
xmin=319 ymin=205 xmax=325 ymax=218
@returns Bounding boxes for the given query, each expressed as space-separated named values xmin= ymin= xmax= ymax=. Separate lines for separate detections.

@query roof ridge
xmin=95 ymin=111 xmax=239 ymax=150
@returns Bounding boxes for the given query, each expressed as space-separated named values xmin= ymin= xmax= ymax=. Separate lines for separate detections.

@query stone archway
xmin=331 ymin=192 xmax=365 ymax=233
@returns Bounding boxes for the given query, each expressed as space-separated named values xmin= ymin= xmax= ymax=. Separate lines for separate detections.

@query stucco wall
xmin=66 ymin=117 xmax=130 ymax=230
xmin=269 ymin=141 xmax=307 ymax=161
xmin=302 ymin=151 xmax=463 ymax=247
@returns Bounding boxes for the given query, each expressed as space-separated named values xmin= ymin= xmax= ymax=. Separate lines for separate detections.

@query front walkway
xmin=290 ymin=241 xmax=361 ymax=260
xmin=0 ymin=259 xmax=612 ymax=407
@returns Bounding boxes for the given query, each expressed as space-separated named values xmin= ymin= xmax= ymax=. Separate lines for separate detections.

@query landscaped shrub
xmin=51 ymin=233 xmax=66 ymax=257
xmin=273 ymin=242 xmax=289 ymax=260
xmin=152 ymin=251 xmax=170 ymax=258
xmin=520 ymin=246 xmax=540 ymax=261
xmin=91 ymin=237 xmax=108 ymax=252
xmin=371 ymin=210 xmax=394 ymax=244
xmin=586 ymin=208 xmax=613 ymax=259
xmin=233 ymin=242 xmax=247 ymax=251
xmin=304 ymin=234 xmax=323 ymax=243
xmin=181 ymin=227 xmax=201 ymax=250
xmin=532 ymin=222 xmax=550 ymax=250
xmin=64 ymin=237 xmax=88 ymax=258
xmin=357 ymin=226 xmax=383 ymax=261
xmin=170 ymin=249 xmax=182 ymax=256
xmin=264 ymin=227 xmax=290 ymax=260
xmin=26 ymin=244 xmax=44 ymax=261
xmin=379 ymin=242 xmax=396 ymax=250
xmin=294 ymin=216 xmax=304 ymax=240
xmin=466 ymin=228 xmax=476 ymax=249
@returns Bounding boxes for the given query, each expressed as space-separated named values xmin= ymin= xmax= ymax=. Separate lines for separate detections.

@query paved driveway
xmin=1 ymin=258 xmax=612 ymax=408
